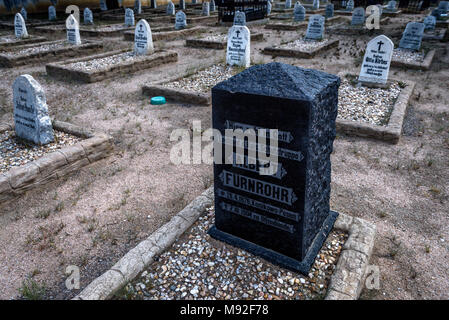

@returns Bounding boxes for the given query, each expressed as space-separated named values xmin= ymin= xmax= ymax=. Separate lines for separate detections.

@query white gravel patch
xmin=0 ymin=35 xmax=19 ymax=43
xmin=276 ymin=38 xmax=327 ymax=51
xmin=392 ymin=48 xmax=425 ymax=63
xmin=198 ymin=34 xmax=227 ymax=42
xmin=7 ymin=41 xmax=69 ymax=56
xmin=67 ymin=52 xmax=147 ymax=71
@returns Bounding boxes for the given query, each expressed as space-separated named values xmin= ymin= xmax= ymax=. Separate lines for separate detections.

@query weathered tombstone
xmin=179 ymin=0 xmax=186 ymax=10
xmin=48 ymin=6 xmax=56 ymax=21
xmin=234 ymin=10 xmax=246 ymax=26
xmin=386 ymin=0 xmax=397 ymax=11
xmin=14 ymin=13 xmax=28 ymax=39
xmin=312 ymin=0 xmax=319 ymax=10
xmin=226 ymin=25 xmax=250 ymax=68
xmin=267 ymin=0 xmax=272 ymax=15
xmin=192 ymin=0 xmax=197 ymax=4
xmin=305 ymin=14 xmax=324 ymax=40
xmin=125 ymin=8 xmax=135 ymax=26
xmin=285 ymin=0 xmax=292 ymax=9
xmin=438 ymin=1 xmax=449 ymax=12
xmin=351 ymin=7 xmax=365 ymax=25
xmin=84 ymin=8 xmax=94 ymax=25
xmin=175 ymin=10 xmax=187 ymax=30
xmin=424 ymin=15 xmax=436 ymax=31
xmin=13 ymin=75 xmax=54 ymax=145
xmin=100 ymin=0 xmax=108 ymax=11
xmin=294 ymin=3 xmax=306 ymax=22
xmin=66 ymin=14 xmax=81 ymax=45
xmin=210 ymin=0 xmax=216 ymax=12
xmin=151 ymin=0 xmax=157 ymax=9
xmin=325 ymin=3 xmax=334 ymax=18
xmin=358 ymin=35 xmax=393 ymax=85
xmin=346 ymin=0 xmax=354 ymax=11
xmin=134 ymin=0 xmax=142 ymax=14
xmin=399 ymin=22 xmax=424 ymax=51
xmin=134 ymin=19 xmax=154 ymax=55
xmin=167 ymin=1 xmax=175 ymax=15
xmin=202 ymin=2 xmax=210 ymax=16
xmin=209 ymin=62 xmax=340 ymax=274
xmin=20 ymin=7 xmax=27 ymax=21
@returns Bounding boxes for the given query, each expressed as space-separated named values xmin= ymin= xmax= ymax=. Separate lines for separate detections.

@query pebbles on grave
xmin=7 ymin=42 xmax=70 ymax=56
xmin=276 ymin=38 xmax=327 ymax=51
xmin=68 ymin=52 xmax=147 ymax=71
xmin=392 ymin=48 xmax=425 ymax=63
xmin=120 ymin=207 xmax=347 ymax=300
xmin=199 ymin=34 xmax=227 ymax=42
xmin=337 ymin=79 xmax=401 ymax=126
xmin=0 ymin=130 xmax=81 ymax=173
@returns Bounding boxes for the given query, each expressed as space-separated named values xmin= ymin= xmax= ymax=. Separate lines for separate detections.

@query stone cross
xmin=84 ymin=8 xmax=94 ymax=25
xmin=325 ymin=3 xmax=334 ymax=18
xmin=202 ymin=2 xmax=210 ymax=16
xmin=14 ymin=13 xmax=28 ymax=38
xmin=305 ymin=14 xmax=325 ymax=40
xmin=226 ymin=25 xmax=251 ymax=68
xmin=134 ymin=0 xmax=142 ymax=14
xmin=358 ymin=34 xmax=393 ymax=85
xmin=294 ymin=3 xmax=306 ymax=22
xmin=175 ymin=10 xmax=187 ymax=30
xmin=66 ymin=14 xmax=81 ymax=45
xmin=399 ymin=22 xmax=425 ymax=51
xmin=423 ymin=15 xmax=436 ymax=31
xmin=209 ymin=62 xmax=340 ymax=275
xmin=134 ymin=19 xmax=154 ymax=55
xmin=125 ymin=8 xmax=135 ymax=26
xmin=48 ymin=6 xmax=56 ymax=21
xmin=13 ymin=74 xmax=54 ymax=145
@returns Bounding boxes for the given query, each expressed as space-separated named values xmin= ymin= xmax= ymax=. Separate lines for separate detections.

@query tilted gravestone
xmin=346 ymin=0 xmax=354 ymax=11
xmin=294 ymin=3 xmax=306 ymax=22
xmin=20 ymin=7 xmax=27 ymax=21
xmin=226 ymin=25 xmax=251 ymax=68
xmin=234 ymin=11 xmax=246 ymax=26
xmin=209 ymin=62 xmax=340 ymax=274
xmin=125 ymin=8 xmax=135 ymax=26
xmin=305 ymin=14 xmax=325 ymax=40
xmin=48 ymin=6 xmax=56 ymax=21
xmin=151 ymin=0 xmax=157 ymax=9
xmin=167 ymin=1 xmax=175 ymax=15
xmin=179 ymin=0 xmax=185 ymax=10
xmin=14 ymin=13 xmax=28 ymax=39
xmin=285 ymin=0 xmax=292 ymax=9
xmin=399 ymin=22 xmax=424 ymax=51
xmin=66 ymin=14 xmax=81 ymax=45
xmin=358 ymin=35 xmax=393 ymax=85
xmin=386 ymin=0 xmax=397 ymax=11
xmin=202 ymin=2 xmax=210 ymax=16
xmin=13 ymin=74 xmax=54 ymax=145
xmin=84 ymin=8 xmax=94 ymax=25
xmin=134 ymin=0 xmax=142 ymax=14
xmin=312 ymin=0 xmax=319 ymax=10
xmin=100 ymin=0 xmax=108 ymax=11
xmin=351 ymin=7 xmax=365 ymax=25
xmin=210 ymin=0 xmax=216 ymax=12
xmin=423 ymin=15 xmax=436 ymax=31
xmin=134 ymin=19 xmax=154 ymax=55
xmin=175 ymin=10 xmax=187 ymax=30
xmin=325 ymin=3 xmax=334 ymax=18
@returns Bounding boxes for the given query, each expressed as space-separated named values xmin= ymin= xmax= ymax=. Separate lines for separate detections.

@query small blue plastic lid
xmin=151 ymin=96 xmax=166 ymax=105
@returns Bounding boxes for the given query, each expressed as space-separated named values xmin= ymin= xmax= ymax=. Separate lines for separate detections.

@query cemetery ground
xmin=0 ymin=15 xmax=448 ymax=300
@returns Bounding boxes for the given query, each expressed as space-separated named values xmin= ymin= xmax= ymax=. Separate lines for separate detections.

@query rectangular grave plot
xmin=0 ymin=35 xmax=47 ymax=49
xmin=0 ymin=19 xmax=61 ymax=31
xmin=382 ymin=9 xmax=402 ymax=17
xmin=391 ymin=49 xmax=435 ymax=71
xmin=422 ymin=28 xmax=447 ymax=42
xmin=123 ymin=26 xmax=206 ymax=42
xmin=263 ymin=39 xmax=339 ymax=58
xmin=170 ymin=15 xmax=218 ymax=25
xmin=185 ymin=31 xmax=264 ymax=49
xmin=33 ymin=24 xmax=66 ymax=35
xmin=79 ymin=24 xmax=136 ymax=37
xmin=0 ymin=40 xmax=103 ymax=68
xmin=46 ymin=49 xmax=178 ymax=83
xmin=264 ymin=21 xmax=307 ymax=30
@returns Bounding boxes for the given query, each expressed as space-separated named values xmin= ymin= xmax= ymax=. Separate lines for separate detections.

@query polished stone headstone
xmin=175 ymin=10 xmax=187 ymax=30
xmin=48 ymin=6 xmax=56 ymax=21
xmin=100 ymin=0 xmax=108 ymax=11
xmin=66 ymin=14 xmax=81 ymax=45
xmin=305 ymin=14 xmax=324 ymax=40
xmin=226 ymin=25 xmax=250 ymax=68
xmin=125 ymin=8 xmax=135 ymax=27
xmin=134 ymin=0 xmax=142 ymax=14
xmin=399 ymin=22 xmax=424 ymax=51
xmin=351 ymin=7 xmax=365 ymax=25
xmin=234 ymin=11 xmax=246 ymax=26
xmin=134 ymin=19 xmax=153 ymax=55
xmin=14 ymin=13 xmax=28 ymax=39
xmin=202 ymin=2 xmax=210 ymax=16
xmin=358 ymin=34 xmax=393 ymax=85
xmin=424 ymin=15 xmax=436 ymax=31
xmin=209 ymin=62 xmax=340 ymax=274
xmin=294 ymin=3 xmax=306 ymax=22
xmin=325 ymin=3 xmax=334 ymax=18
xmin=13 ymin=74 xmax=54 ymax=145
xmin=84 ymin=8 xmax=94 ymax=25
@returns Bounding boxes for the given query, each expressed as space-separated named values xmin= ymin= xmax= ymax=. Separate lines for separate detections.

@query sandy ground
xmin=0 ymin=13 xmax=448 ymax=300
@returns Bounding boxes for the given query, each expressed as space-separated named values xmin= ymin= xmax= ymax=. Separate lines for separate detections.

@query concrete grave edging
xmin=185 ymin=32 xmax=264 ymax=50
xmin=391 ymin=49 xmax=436 ymax=71
xmin=123 ymin=26 xmax=206 ymax=42
xmin=263 ymin=39 xmax=340 ymax=59
xmin=0 ymin=35 xmax=47 ymax=49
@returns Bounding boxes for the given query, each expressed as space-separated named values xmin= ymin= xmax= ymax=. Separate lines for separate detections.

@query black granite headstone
xmin=209 ymin=63 xmax=340 ymax=274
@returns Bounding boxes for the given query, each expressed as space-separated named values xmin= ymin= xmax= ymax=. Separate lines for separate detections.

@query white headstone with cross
xmin=134 ymin=19 xmax=154 ymax=55
xmin=358 ymin=35 xmax=393 ymax=85
xmin=226 ymin=25 xmax=251 ymax=68
xmin=66 ymin=14 xmax=81 ymax=45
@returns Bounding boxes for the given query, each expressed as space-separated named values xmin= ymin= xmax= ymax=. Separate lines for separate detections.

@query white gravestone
xmin=399 ymin=22 xmax=424 ymax=51
xmin=100 ymin=0 xmax=108 ymax=11
xmin=358 ymin=35 xmax=393 ymax=85
xmin=84 ymin=8 xmax=94 ymax=25
xmin=234 ymin=11 xmax=246 ymax=26
xmin=351 ymin=7 xmax=365 ymax=25
xmin=285 ymin=0 xmax=292 ymax=9
xmin=346 ymin=0 xmax=354 ymax=11
xmin=202 ymin=2 xmax=210 ymax=16
xmin=325 ymin=3 xmax=334 ymax=18
xmin=20 ymin=7 xmax=27 ymax=21
xmin=267 ymin=1 xmax=272 ymax=15
xmin=14 ymin=13 xmax=28 ymax=39
xmin=125 ymin=8 xmax=135 ymax=27
xmin=210 ymin=0 xmax=216 ymax=12
xmin=66 ymin=14 xmax=81 ymax=45
xmin=167 ymin=1 xmax=175 ymax=15
xmin=48 ymin=6 xmax=56 ymax=21
xmin=305 ymin=14 xmax=325 ymax=40
xmin=226 ymin=25 xmax=250 ymax=68
xmin=294 ymin=3 xmax=306 ymax=22
xmin=424 ymin=15 xmax=436 ymax=31
xmin=175 ymin=10 xmax=187 ymax=30
xmin=13 ymin=75 xmax=54 ymax=145
xmin=134 ymin=19 xmax=154 ymax=55
xmin=312 ymin=0 xmax=319 ymax=10
xmin=134 ymin=0 xmax=142 ymax=14
xmin=151 ymin=0 xmax=157 ymax=9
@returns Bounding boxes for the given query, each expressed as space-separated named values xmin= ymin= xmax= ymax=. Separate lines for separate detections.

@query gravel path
xmin=392 ymin=48 xmax=425 ymax=63
xmin=337 ymin=79 xmax=401 ymax=126
xmin=118 ymin=207 xmax=347 ymax=300
xmin=67 ymin=52 xmax=146 ymax=71
xmin=0 ymin=130 xmax=81 ymax=173
xmin=276 ymin=38 xmax=328 ymax=51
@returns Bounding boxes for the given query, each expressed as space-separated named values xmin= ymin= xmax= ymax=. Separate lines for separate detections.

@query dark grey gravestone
xmin=305 ymin=14 xmax=324 ymax=40
xmin=424 ymin=15 xmax=436 ymax=31
xmin=325 ymin=4 xmax=334 ymax=18
xmin=209 ymin=62 xmax=340 ymax=274
xmin=399 ymin=22 xmax=424 ymax=51
xmin=294 ymin=3 xmax=306 ymax=22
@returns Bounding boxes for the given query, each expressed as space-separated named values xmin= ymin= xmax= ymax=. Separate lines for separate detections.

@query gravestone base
xmin=123 ymin=26 xmax=206 ymax=42
xmin=263 ymin=39 xmax=339 ymax=58
xmin=185 ymin=32 xmax=264 ymax=49
xmin=0 ymin=35 xmax=47 ymax=48
xmin=209 ymin=211 xmax=339 ymax=274
xmin=391 ymin=49 xmax=436 ymax=70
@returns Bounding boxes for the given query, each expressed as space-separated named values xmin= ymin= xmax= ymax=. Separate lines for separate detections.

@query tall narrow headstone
xmin=312 ymin=0 xmax=320 ymax=10
xmin=66 ymin=14 xmax=81 ymax=45
xmin=125 ymin=8 xmax=135 ymax=26
xmin=202 ymin=2 xmax=210 ymax=16
xmin=100 ymin=0 xmax=108 ymax=11
xmin=84 ymin=8 xmax=94 ymax=25
xmin=294 ymin=3 xmax=306 ymax=22
xmin=209 ymin=62 xmax=340 ymax=274
xmin=325 ymin=3 xmax=334 ymax=18
xmin=134 ymin=19 xmax=154 ymax=55
xmin=305 ymin=14 xmax=324 ymax=40
xmin=351 ymin=7 xmax=365 ymax=25
xmin=423 ymin=15 xmax=436 ymax=31
xmin=20 ymin=7 xmax=27 ymax=21
xmin=210 ymin=0 xmax=216 ymax=12
xmin=134 ymin=0 xmax=142 ymax=14
xmin=14 ymin=13 xmax=28 ymax=38
xmin=285 ymin=0 xmax=292 ymax=9
xmin=358 ymin=35 xmax=393 ymax=85
xmin=234 ymin=11 xmax=246 ymax=26
xmin=48 ymin=6 xmax=56 ymax=21
xmin=267 ymin=0 xmax=272 ymax=15
xmin=13 ymin=74 xmax=54 ymax=145
xmin=167 ymin=1 xmax=175 ymax=15
xmin=399 ymin=22 xmax=424 ymax=51
xmin=346 ymin=0 xmax=354 ymax=11
xmin=175 ymin=10 xmax=187 ymax=30
xmin=151 ymin=0 xmax=157 ymax=9
xmin=179 ymin=0 xmax=185 ymax=10
xmin=226 ymin=25 xmax=250 ymax=68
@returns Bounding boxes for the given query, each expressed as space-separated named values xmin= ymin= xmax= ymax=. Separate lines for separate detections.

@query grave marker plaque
xmin=66 ymin=14 xmax=81 ymax=45
xmin=175 ymin=10 xmax=187 ymax=29
xmin=424 ymin=15 xmax=436 ymax=31
xmin=14 ymin=13 xmax=28 ymax=39
xmin=226 ymin=25 xmax=251 ymax=68
xmin=84 ymin=8 xmax=94 ymax=25
xmin=305 ymin=14 xmax=324 ymax=40
xmin=358 ymin=34 xmax=393 ymax=85
xmin=399 ymin=22 xmax=424 ymax=51
xmin=125 ymin=8 xmax=135 ymax=27
xmin=48 ymin=6 xmax=57 ymax=21
xmin=294 ymin=3 xmax=306 ymax=22
xmin=209 ymin=62 xmax=340 ymax=274
xmin=134 ymin=19 xmax=154 ymax=55
xmin=13 ymin=74 xmax=54 ymax=145
xmin=351 ymin=7 xmax=365 ymax=25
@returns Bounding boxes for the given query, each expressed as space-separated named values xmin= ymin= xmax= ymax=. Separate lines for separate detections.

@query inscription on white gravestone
xmin=134 ymin=19 xmax=154 ymax=55
xmin=305 ymin=14 xmax=324 ymax=40
xmin=84 ymin=8 xmax=94 ymax=25
xmin=66 ymin=14 xmax=81 ymax=45
xmin=399 ymin=22 xmax=424 ymax=51
xmin=175 ymin=11 xmax=187 ymax=30
xmin=125 ymin=8 xmax=135 ymax=26
xmin=226 ymin=25 xmax=250 ymax=68
xmin=14 ymin=13 xmax=28 ymax=39
xmin=13 ymin=75 xmax=54 ymax=145
xmin=358 ymin=35 xmax=393 ymax=85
